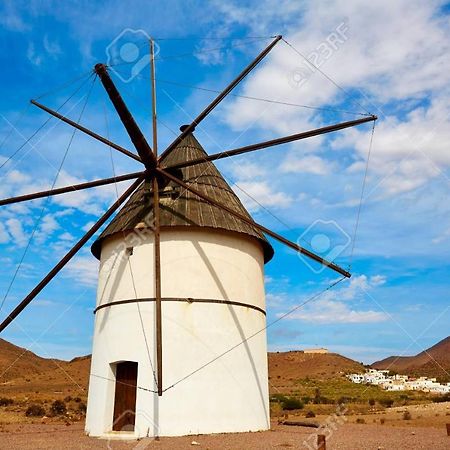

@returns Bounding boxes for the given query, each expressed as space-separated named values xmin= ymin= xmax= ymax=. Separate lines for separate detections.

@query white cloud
xmin=82 ymin=221 xmax=96 ymax=232
xmin=230 ymin=161 xmax=267 ymax=180
xmin=218 ymin=0 xmax=450 ymax=198
xmin=432 ymin=227 xmax=450 ymax=245
xmin=285 ymin=298 xmax=387 ymax=324
xmin=5 ymin=218 xmax=27 ymax=247
xmin=0 ymin=222 xmax=10 ymax=244
xmin=280 ymin=154 xmax=333 ymax=175
xmin=232 ymin=180 xmax=292 ymax=212
xmin=40 ymin=214 xmax=59 ymax=234
xmin=266 ymin=293 xmax=284 ymax=307
xmin=220 ymin=0 xmax=449 ymax=104
xmin=370 ymin=274 xmax=386 ymax=286
xmin=334 ymin=97 xmax=450 ymax=197
xmin=26 ymin=42 xmax=42 ymax=67
xmin=52 ymin=170 xmax=119 ymax=215
xmin=59 ymin=232 xmax=74 ymax=241
xmin=43 ymin=35 xmax=62 ymax=58
xmin=0 ymin=2 xmax=29 ymax=31
xmin=64 ymin=254 xmax=99 ymax=287
xmin=277 ymin=273 xmax=388 ymax=324
xmin=7 ymin=169 xmax=31 ymax=184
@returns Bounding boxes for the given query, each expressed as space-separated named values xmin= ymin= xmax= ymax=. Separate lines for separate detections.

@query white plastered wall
xmin=85 ymin=228 xmax=269 ymax=438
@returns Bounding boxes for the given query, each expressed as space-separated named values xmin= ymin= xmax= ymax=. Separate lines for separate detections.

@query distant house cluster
xmin=347 ymin=369 xmax=450 ymax=394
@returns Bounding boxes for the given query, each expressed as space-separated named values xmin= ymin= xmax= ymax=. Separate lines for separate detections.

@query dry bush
xmin=50 ymin=400 xmax=67 ymax=416
xmin=26 ymin=404 xmax=46 ymax=417
xmin=0 ymin=398 xmax=14 ymax=406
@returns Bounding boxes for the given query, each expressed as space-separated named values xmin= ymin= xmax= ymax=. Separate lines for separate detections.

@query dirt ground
xmin=0 ymin=418 xmax=449 ymax=450
xmin=0 ymin=402 xmax=449 ymax=449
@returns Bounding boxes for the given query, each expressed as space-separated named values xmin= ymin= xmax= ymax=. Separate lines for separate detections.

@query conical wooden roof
xmin=91 ymin=132 xmax=274 ymax=263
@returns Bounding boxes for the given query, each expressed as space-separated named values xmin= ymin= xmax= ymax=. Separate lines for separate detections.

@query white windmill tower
xmin=86 ymin=129 xmax=275 ymax=438
xmin=0 ymin=36 xmax=375 ymax=440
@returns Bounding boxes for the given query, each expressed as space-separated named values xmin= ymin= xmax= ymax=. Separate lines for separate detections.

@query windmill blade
xmin=94 ymin=64 xmax=157 ymax=170
xmin=157 ymin=168 xmax=351 ymax=278
xmin=31 ymin=100 xmax=142 ymax=162
xmin=164 ymin=116 xmax=377 ymax=171
xmin=0 ymin=176 xmax=145 ymax=333
xmin=158 ymin=35 xmax=283 ymax=164
xmin=0 ymin=171 xmax=145 ymax=207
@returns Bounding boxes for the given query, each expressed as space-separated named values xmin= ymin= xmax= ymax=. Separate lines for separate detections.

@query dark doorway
xmin=112 ymin=361 xmax=138 ymax=431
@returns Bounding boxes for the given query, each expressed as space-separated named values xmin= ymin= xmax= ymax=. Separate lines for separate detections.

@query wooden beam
xmin=0 ymin=171 xmax=145 ymax=207
xmin=164 ymin=116 xmax=377 ymax=171
xmin=152 ymin=176 xmax=162 ymax=396
xmin=150 ymin=38 xmax=163 ymax=397
xmin=0 ymin=176 xmax=145 ymax=333
xmin=157 ymin=168 xmax=351 ymax=278
xmin=158 ymin=35 xmax=283 ymax=164
xmin=318 ymin=434 xmax=326 ymax=450
xmin=94 ymin=64 xmax=156 ymax=170
xmin=31 ymin=100 xmax=142 ymax=163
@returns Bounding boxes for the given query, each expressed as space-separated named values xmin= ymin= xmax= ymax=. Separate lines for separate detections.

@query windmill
xmin=0 ymin=36 xmax=376 ymax=438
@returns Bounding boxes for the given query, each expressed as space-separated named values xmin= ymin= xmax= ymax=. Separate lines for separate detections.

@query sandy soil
xmin=0 ymin=420 xmax=449 ymax=450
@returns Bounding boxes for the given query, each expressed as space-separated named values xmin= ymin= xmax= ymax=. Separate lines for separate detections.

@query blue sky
xmin=0 ymin=0 xmax=448 ymax=366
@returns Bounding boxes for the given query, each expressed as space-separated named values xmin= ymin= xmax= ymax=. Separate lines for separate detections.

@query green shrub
xmin=26 ymin=404 xmax=46 ymax=417
xmin=337 ymin=396 xmax=353 ymax=405
xmin=282 ymin=398 xmax=304 ymax=411
xmin=433 ymin=393 xmax=450 ymax=403
xmin=270 ymin=394 xmax=288 ymax=402
xmin=379 ymin=398 xmax=394 ymax=408
xmin=0 ymin=397 xmax=14 ymax=406
xmin=50 ymin=400 xmax=66 ymax=416
xmin=313 ymin=388 xmax=332 ymax=404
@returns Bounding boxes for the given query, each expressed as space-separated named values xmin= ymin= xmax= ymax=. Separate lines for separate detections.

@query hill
xmin=0 ymin=339 xmax=90 ymax=400
xmin=0 ymin=338 xmax=67 ymax=383
xmin=372 ymin=336 xmax=450 ymax=381
xmin=0 ymin=339 xmax=365 ymax=399
xmin=269 ymin=351 xmax=365 ymax=393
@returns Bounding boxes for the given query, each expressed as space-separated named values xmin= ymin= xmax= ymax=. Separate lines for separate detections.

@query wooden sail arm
xmin=0 ymin=176 xmax=145 ymax=333
xmin=150 ymin=37 xmax=163 ymax=397
xmin=156 ymin=168 xmax=351 ymax=278
xmin=30 ymin=100 xmax=142 ymax=163
xmin=158 ymin=35 xmax=283 ymax=164
xmin=0 ymin=171 xmax=145 ymax=207
xmin=94 ymin=64 xmax=156 ymax=170
xmin=164 ymin=116 xmax=377 ymax=171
